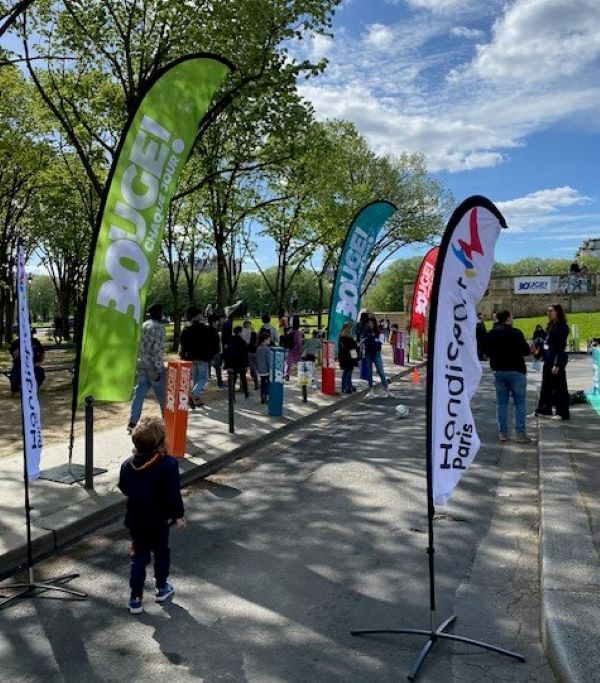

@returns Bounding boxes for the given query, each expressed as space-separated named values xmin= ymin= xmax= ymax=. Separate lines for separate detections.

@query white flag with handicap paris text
xmin=17 ymin=246 xmax=43 ymax=480
xmin=429 ymin=197 xmax=507 ymax=506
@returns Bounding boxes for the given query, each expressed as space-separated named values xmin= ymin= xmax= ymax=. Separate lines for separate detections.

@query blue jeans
xmin=129 ymin=369 xmax=165 ymax=426
xmin=365 ymin=352 xmax=388 ymax=390
xmin=493 ymin=371 xmax=527 ymax=436
xmin=191 ymin=361 xmax=209 ymax=399
xmin=129 ymin=525 xmax=170 ymax=599
xmin=341 ymin=368 xmax=353 ymax=392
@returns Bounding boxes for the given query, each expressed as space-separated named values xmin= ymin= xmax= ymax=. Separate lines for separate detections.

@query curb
xmin=1 ymin=362 xmax=424 ymax=580
xmin=538 ymin=416 xmax=600 ymax=683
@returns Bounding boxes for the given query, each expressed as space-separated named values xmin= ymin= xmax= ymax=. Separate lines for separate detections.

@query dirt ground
xmin=0 ymin=348 xmax=226 ymax=459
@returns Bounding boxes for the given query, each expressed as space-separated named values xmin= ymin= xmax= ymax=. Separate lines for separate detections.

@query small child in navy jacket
xmin=118 ymin=417 xmax=186 ymax=614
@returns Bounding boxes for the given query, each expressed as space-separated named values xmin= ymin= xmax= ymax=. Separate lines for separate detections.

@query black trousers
xmin=537 ymin=364 xmax=570 ymax=419
xmin=129 ymin=525 xmax=170 ymax=599
xmin=232 ymin=369 xmax=249 ymax=397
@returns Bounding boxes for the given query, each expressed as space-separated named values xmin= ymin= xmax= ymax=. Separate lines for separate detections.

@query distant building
xmin=576 ymin=238 xmax=600 ymax=260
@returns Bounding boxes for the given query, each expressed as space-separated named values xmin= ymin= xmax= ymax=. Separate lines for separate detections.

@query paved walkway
xmin=2 ymin=349 xmax=599 ymax=682
xmin=530 ymin=354 xmax=600 ymax=683
xmin=0 ymin=349 xmax=418 ymax=578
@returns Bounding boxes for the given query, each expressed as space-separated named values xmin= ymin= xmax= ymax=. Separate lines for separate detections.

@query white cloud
xmin=495 ymin=187 xmax=593 ymax=232
xmin=296 ymin=1 xmax=600 ymax=173
xmin=459 ymin=0 xmax=600 ymax=85
xmin=299 ymin=83 xmax=509 ymax=171
xmin=496 ymin=187 xmax=591 ymax=217
xmin=450 ymin=25 xmax=484 ymax=39
xmin=364 ymin=23 xmax=394 ymax=50
xmin=403 ymin=0 xmax=474 ymax=12
xmin=310 ymin=33 xmax=333 ymax=60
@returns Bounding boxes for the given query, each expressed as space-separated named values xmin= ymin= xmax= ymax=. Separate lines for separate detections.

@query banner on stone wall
xmin=513 ymin=274 xmax=589 ymax=295
xmin=77 ymin=54 xmax=233 ymax=405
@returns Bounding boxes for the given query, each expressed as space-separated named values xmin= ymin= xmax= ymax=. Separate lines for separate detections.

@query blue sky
xmin=293 ymin=0 xmax=600 ymax=265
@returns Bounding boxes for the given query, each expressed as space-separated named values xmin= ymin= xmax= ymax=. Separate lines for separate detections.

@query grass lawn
xmin=512 ymin=310 xmax=600 ymax=349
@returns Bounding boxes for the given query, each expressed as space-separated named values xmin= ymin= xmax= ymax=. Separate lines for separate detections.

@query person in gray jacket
xmin=255 ymin=332 xmax=271 ymax=404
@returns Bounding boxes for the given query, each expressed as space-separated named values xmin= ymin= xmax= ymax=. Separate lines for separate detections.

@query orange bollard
xmin=164 ymin=360 xmax=192 ymax=458
xmin=411 ymin=366 xmax=421 ymax=385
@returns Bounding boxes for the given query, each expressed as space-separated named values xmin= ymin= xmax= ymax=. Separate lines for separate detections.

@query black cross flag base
xmin=0 ymin=569 xmax=87 ymax=610
xmin=38 ymin=463 xmax=107 ymax=484
xmin=352 ymin=612 xmax=525 ymax=681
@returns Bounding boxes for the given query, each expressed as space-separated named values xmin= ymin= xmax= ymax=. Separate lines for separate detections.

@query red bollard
xmin=321 ymin=340 xmax=336 ymax=395
xmin=164 ymin=360 xmax=192 ymax=458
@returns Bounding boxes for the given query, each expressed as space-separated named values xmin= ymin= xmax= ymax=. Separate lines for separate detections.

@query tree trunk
xmin=171 ymin=313 xmax=182 ymax=353
xmin=5 ymin=295 xmax=15 ymax=345
xmin=215 ymin=239 xmax=227 ymax=311
xmin=317 ymin=276 xmax=324 ymax=330
xmin=59 ymin=289 xmax=71 ymax=341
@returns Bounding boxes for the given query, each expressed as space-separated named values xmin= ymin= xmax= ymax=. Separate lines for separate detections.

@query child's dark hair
xmin=258 ymin=332 xmax=270 ymax=344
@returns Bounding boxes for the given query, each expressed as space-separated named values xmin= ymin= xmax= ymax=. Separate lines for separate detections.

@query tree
xmin=14 ymin=0 xmax=340 ymax=312
xmin=32 ymin=154 xmax=93 ymax=341
xmin=0 ymin=63 xmax=48 ymax=343
xmin=28 ymin=274 xmax=56 ymax=322
xmin=0 ymin=0 xmax=34 ymax=40
xmin=303 ymin=122 xmax=450 ymax=326
xmin=363 ymin=257 xmax=423 ymax=312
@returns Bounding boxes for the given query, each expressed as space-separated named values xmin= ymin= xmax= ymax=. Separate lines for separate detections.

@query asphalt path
xmin=0 ymin=371 xmax=555 ymax=682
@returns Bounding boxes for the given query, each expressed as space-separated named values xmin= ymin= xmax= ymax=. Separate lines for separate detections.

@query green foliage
xmin=512 ymin=311 xmax=600 ymax=346
xmin=29 ymin=274 xmax=57 ymax=321
xmin=492 ymin=257 xmax=572 ymax=276
xmin=363 ymin=256 xmax=423 ymax=311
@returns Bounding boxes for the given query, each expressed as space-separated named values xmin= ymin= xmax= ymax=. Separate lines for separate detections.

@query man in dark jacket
xmin=485 ymin=310 xmax=532 ymax=443
xmin=118 ymin=417 xmax=186 ymax=614
xmin=179 ymin=305 xmax=219 ymax=408
xmin=223 ymin=326 xmax=250 ymax=398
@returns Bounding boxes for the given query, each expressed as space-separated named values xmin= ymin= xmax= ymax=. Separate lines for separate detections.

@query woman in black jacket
xmin=338 ymin=321 xmax=359 ymax=393
xmin=535 ymin=304 xmax=570 ymax=420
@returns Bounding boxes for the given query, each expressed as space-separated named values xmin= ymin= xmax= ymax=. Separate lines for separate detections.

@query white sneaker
xmin=366 ymin=390 xmax=374 ymax=397
xmin=384 ymin=390 xmax=393 ymax=398
xmin=551 ymin=415 xmax=563 ymax=421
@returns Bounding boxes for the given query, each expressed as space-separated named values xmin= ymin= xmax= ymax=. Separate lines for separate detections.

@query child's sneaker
xmin=155 ymin=582 xmax=174 ymax=602
xmin=128 ymin=597 xmax=144 ymax=614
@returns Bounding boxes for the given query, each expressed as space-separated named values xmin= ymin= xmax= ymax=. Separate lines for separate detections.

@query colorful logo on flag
xmin=451 ymin=208 xmax=483 ymax=278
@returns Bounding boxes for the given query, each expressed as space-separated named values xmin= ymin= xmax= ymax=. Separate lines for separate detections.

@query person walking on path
xmin=534 ymin=304 xmax=570 ymax=420
xmin=118 ymin=417 xmax=186 ymax=614
xmin=255 ymin=332 xmax=271 ymax=404
xmin=484 ymin=309 xmax=532 ymax=442
xmin=260 ymin=313 xmax=280 ymax=346
xmin=284 ymin=317 xmax=303 ymax=380
xmin=242 ymin=320 xmax=259 ymax=390
xmin=209 ymin=314 xmax=226 ymax=389
xmin=361 ymin=317 xmax=391 ymax=396
xmin=338 ymin=321 xmax=359 ymax=393
xmin=179 ymin=306 xmax=219 ymax=408
xmin=223 ymin=326 xmax=250 ymax=398
xmin=302 ymin=330 xmax=321 ymax=362
xmin=127 ymin=303 xmax=165 ymax=432
xmin=220 ymin=310 xmax=233 ymax=351
xmin=9 ymin=328 xmax=46 ymax=395
xmin=476 ymin=312 xmax=487 ymax=361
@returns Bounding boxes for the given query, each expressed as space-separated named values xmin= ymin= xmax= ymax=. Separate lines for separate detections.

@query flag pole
xmin=351 ymin=197 xmax=525 ymax=680
xmin=0 ymin=244 xmax=87 ymax=609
